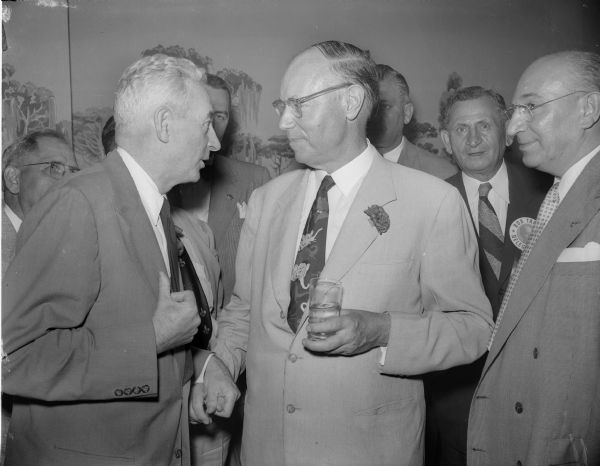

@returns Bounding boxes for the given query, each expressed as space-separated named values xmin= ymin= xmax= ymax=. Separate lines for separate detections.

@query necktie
xmin=478 ymin=182 xmax=504 ymax=279
xmin=287 ymin=175 xmax=336 ymax=333
xmin=180 ymin=247 xmax=213 ymax=350
xmin=160 ymin=198 xmax=181 ymax=292
xmin=488 ymin=181 xmax=560 ymax=349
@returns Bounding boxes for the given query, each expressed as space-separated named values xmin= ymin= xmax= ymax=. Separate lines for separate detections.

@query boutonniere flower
xmin=364 ymin=205 xmax=390 ymax=235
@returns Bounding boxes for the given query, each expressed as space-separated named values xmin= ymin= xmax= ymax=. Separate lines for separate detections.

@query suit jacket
xmin=2 ymin=152 xmax=209 ymax=466
xmin=468 ymin=152 xmax=600 ymax=466
xmin=424 ymin=161 xmax=552 ymax=465
xmin=179 ymin=155 xmax=270 ymax=305
xmin=212 ymin=151 xmax=493 ymax=466
xmin=398 ymin=140 xmax=458 ymax=180
xmin=1 ymin=206 xmax=17 ymax=278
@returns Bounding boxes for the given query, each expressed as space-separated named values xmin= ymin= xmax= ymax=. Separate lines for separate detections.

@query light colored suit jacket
xmin=467 ymin=153 xmax=600 ymax=466
xmin=2 ymin=152 xmax=210 ymax=466
xmin=399 ymin=140 xmax=457 ymax=180
xmin=213 ymin=152 xmax=493 ymax=466
xmin=1 ymin=206 xmax=17 ymax=278
xmin=179 ymin=155 xmax=270 ymax=304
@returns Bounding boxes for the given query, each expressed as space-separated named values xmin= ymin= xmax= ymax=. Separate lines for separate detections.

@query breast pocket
xmin=545 ymin=436 xmax=589 ymax=466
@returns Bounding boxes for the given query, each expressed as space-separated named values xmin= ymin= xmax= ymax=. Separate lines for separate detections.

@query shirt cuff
xmin=193 ymin=352 xmax=214 ymax=384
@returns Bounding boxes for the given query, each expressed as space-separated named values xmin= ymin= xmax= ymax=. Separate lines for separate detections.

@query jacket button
xmin=533 ymin=347 xmax=539 ymax=359
xmin=515 ymin=402 xmax=523 ymax=414
xmin=286 ymin=404 xmax=296 ymax=414
xmin=175 ymin=449 xmax=182 ymax=458
xmin=288 ymin=354 xmax=298 ymax=363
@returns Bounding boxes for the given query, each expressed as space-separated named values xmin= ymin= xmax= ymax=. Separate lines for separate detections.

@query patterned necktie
xmin=287 ymin=175 xmax=336 ymax=333
xmin=159 ymin=198 xmax=181 ymax=292
xmin=180 ymin=247 xmax=213 ymax=350
xmin=488 ymin=181 xmax=560 ymax=349
xmin=478 ymin=182 xmax=504 ymax=279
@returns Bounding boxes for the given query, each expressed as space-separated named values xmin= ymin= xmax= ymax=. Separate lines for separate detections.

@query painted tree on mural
xmin=72 ymin=107 xmax=113 ymax=168
xmin=2 ymin=63 xmax=58 ymax=147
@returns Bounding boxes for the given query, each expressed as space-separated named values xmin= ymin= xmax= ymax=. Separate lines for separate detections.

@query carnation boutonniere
xmin=364 ymin=205 xmax=390 ymax=235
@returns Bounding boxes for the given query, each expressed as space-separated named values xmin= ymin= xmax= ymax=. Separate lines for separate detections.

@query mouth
xmin=467 ymin=151 xmax=485 ymax=157
xmin=517 ymin=140 xmax=537 ymax=151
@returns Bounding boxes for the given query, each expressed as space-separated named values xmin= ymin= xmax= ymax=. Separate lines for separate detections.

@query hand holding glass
xmin=307 ymin=278 xmax=343 ymax=340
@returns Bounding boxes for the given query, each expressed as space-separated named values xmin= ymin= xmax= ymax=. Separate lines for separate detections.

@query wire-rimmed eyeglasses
xmin=504 ymin=90 xmax=588 ymax=121
xmin=20 ymin=161 xmax=80 ymax=179
xmin=272 ymin=82 xmax=353 ymax=119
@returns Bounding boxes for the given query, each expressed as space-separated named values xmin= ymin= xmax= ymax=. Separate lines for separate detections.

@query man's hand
xmin=189 ymin=355 xmax=240 ymax=425
xmin=303 ymin=309 xmax=391 ymax=355
xmin=152 ymin=272 xmax=200 ymax=354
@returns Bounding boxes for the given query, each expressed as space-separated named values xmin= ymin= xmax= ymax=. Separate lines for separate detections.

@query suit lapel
xmin=105 ymin=152 xmax=166 ymax=301
xmin=270 ymin=170 xmax=309 ymax=313
xmin=208 ymin=158 xmax=240 ymax=241
xmin=485 ymin=154 xmax=600 ymax=371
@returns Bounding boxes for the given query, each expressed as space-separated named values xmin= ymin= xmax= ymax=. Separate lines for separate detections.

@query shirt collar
xmin=320 ymin=142 xmax=376 ymax=196
xmin=380 ymin=136 xmax=406 ymax=164
xmin=117 ymin=147 xmax=164 ymax=226
xmin=462 ymin=160 xmax=509 ymax=203
xmin=556 ymin=143 xmax=600 ymax=202
xmin=4 ymin=203 xmax=22 ymax=232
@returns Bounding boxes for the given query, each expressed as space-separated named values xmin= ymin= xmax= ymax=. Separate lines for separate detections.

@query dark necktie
xmin=287 ymin=175 xmax=335 ymax=333
xmin=179 ymin=247 xmax=213 ymax=350
xmin=478 ymin=182 xmax=504 ymax=279
xmin=159 ymin=198 xmax=181 ymax=292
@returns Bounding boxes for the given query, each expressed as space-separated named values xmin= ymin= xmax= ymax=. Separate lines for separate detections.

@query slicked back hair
xmin=376 ymin=64 xmax=410 ymax=99
xmin=439 ymin=86 xmax=507 ymax=130
xmin=312 ymin=40 xmax=379 ymax=116
xmin=3 ymin=129 xmax=68 ymax=170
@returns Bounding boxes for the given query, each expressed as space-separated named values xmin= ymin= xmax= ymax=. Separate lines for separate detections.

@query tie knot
xmin=478 ymin=182 xmax=492 ymax=198
xmin=319 ymin=175 xmax=336 ymax=194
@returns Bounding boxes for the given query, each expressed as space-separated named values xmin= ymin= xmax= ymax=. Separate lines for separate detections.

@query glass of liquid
xmin=307 ymin=278 xmax=343 ymax=340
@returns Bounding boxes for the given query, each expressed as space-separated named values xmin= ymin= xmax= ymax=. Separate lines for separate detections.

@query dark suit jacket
xmin=398 ymin=140 xmax=458 ymax=180
xmin=468 ymin=152 xmax=600 ymax=465
xmin=2 ymin=152 xmax=209 ymax=466
xmin=425 ymin=160 xmax=552 ymax=466
xmin=1 ymin=206 xmax=17 ymax=278
xmin=179 ymin=155 xmax=270 ymax=304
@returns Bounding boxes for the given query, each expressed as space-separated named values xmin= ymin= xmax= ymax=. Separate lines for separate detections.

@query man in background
xmin=2 ymin=54 xmax=239 ymax=466
xmin=468 ymin=50 xmax=600 ymax=465
xmin=424 ymin=86 xmax=552 ymax=466
xmin=367 ymin=63 xmax=457 ymax=179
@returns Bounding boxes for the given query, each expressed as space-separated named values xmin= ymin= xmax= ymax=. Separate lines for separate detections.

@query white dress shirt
xmin=381 ymin=137 xmax=406 ymax=164
xmin=4 ymin=204 xmax=22 ymax=232
xmin=118 ymin=148 xmax=171 ymax=276
xmin=462 ymin=161 xmax=510 ymax=235
xmin=296 ymin=143 xmax=376 ymax=259
xmin=556 ymin=143 xmax=600 ymax=202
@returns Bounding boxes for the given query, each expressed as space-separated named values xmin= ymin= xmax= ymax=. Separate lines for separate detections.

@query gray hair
xmin=3 ymin=129 xmax=68 ymax=170
xmin=114 ymin=54 xmax=206 ymax=134
xmin=439 ymin=86 xmax=507 ymax=130
xmin=312 ymin=40 xmax=379 ymax=115
xmin=376 ymin=64 xmax=410 ymax=98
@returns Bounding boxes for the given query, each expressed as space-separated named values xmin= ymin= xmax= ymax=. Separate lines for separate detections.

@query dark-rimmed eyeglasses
xmin=20 ymin=161 xmax=80 ymax=179
xmin=272 ymin=82 xmax=353 ymax=119
xmin=505 ymin=90 xmax=588 ymax=121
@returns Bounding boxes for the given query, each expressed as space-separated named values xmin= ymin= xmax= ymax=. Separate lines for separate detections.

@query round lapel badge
xmin=509 ymin=217 xmax=536 ymax=251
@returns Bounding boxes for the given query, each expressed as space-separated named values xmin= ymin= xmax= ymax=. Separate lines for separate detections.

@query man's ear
xmin=3 ymin=166 xmax=21 ymax=195
xmin=440 ymin=129 xmax=453 ymax=155
xmin=580 ymin=91 xmax=600 ymax=130
xmin=345 ymin=84 xmax=366 ymax=121
xmin=403 ymin=101 xmax=414 ymax=125
xmin=154 ymin=106 xmax=171 ymax=143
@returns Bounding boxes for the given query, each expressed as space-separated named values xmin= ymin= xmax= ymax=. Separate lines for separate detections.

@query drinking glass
xmin=307 ymin=278 xmax=343 ymax=340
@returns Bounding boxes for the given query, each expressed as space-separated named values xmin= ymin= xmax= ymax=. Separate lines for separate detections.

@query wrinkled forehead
xmin=280 ymin=48 xmax=338 ymax=98
xmin=449 ymin=97 xmax=504 ymax=124
xmin=34 ymin=137 xmax=74 ymax=163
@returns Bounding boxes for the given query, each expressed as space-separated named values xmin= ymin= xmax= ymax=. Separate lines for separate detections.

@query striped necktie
xmin=488 ymin=181 xmax=560 ymax=350
xmin=478 ymin=182 xmax=504 ymax=279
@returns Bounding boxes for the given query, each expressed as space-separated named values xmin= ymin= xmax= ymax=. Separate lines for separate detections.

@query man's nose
xmin=208 ymin=124 xmax=221 ymax=152
xmin=467 ymin=128 xmax=482 ymax=147
xmin=278 ymin=105 xmax=296 ymax=131
xmin=506 ymin=112 xmax=526 ymax=140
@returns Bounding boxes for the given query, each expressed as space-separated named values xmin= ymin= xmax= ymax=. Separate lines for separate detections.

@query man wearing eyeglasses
xmin=422 ymin=86 xmax=552 ymax=466
xmin=206 ymin=40 xmax=493 ymax=466
xmin=367 ymin=64 xmax=457 ymax=179
xmin=467 ymin=51 xmax=600 ymax=466
xmin=2 ymin=129 xmax=78 ymax=277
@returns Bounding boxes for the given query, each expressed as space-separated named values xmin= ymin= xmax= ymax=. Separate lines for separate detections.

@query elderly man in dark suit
xmin=424 ymin=86 xmax=552 ymax=466
xmin=2 ymin=54 xmax=239 ymax=466
xmin=468 ymin=51 xmax=600 ymax=466
xmin=367 ymin=64 xmax=457 ymax=179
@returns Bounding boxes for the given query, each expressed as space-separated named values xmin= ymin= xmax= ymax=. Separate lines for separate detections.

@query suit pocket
xmin=545 ymin=436 xmax=588 ymax=465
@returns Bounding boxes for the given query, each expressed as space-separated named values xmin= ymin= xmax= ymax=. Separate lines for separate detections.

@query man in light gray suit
xmin=367 ymin=64 xmax=457 ymax=179
xmin=468 ymin=50 xmax=600 ymax=466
